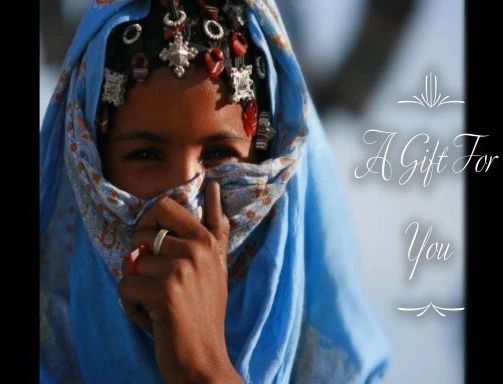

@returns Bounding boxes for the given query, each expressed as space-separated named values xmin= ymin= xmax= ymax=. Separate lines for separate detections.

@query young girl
xmin=40 ymin=1 xmax=388 ymax=382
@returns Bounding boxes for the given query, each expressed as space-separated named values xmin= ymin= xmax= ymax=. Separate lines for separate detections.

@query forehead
xmin=111 ymin=66 xmax=245 ymax=139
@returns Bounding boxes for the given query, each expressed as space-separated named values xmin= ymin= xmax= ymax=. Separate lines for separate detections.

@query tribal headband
xmin=98 ymin=0 xmax=275 ymax=151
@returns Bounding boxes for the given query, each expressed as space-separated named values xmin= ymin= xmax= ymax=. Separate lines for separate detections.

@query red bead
xmin=196 ymin=0 xmax=219 ymax=19
xmin=243 ymin=100 xmax=258 ymax=137
xmin=163 ymin=23 xmax=185 ymax=40
xmin=126 ymin=242 xmax=151 ymax=275
xmin=204 ymin=47 xmax=225 ymax=79
xmin=131 ymin=52 xmax=149 ymax=83
xmin=231 ymin=32 xmax=248 ymax=56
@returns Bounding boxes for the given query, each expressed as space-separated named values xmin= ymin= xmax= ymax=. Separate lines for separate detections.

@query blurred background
xmin=40 ymin=1 xmax=465 ymax=382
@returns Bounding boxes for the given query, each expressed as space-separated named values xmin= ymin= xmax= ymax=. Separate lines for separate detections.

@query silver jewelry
xmin=234 ymin=55 xmax=245 ymax=69
xmin=203 ymin=19 xmax=224 ymax=40
xmin=153 ymin=229 xmax=170 ymax=256
xmin=229 ymin=65 xmax=255 ymax=104
xmin=255 ymin=56 xmax=266 ymax=79
xmin=223 ymin=0 xmax=246 ymax=29
xmin=122 ymin=23 xmax=142 ymax=45
xmin=163 ymin=10 xmax=186 ymax=28
xmin=159 ymin=32 xmax=198 ymax=77
xmin=255 ymin=112 xmax=276 ymax=150
xmin=102 ymin=68 xmax=126 ymax=107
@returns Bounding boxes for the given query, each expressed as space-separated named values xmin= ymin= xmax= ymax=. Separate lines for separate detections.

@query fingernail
xmin=127 ymin=242 xmax=151 ymax=274
xmin=196 ymin=205 xmax=203 ymax=221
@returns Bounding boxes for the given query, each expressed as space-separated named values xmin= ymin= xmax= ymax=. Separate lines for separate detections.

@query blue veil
xmin=40 ymin=1 xmax=389 ymax=382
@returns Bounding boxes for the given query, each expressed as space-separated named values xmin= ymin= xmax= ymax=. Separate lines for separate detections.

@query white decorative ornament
xmin=163 ymin=10 xmax=186 ymax=28
xmin=229 ymin=65 xmax=255 ymax=104
xmin=203 ymin=19 xmax=225 ymax=40
xmin=397 ymin=72 xmax=465 ymax=108
xmin=102 ymin=68 xmax=126 ymax=107
xmin=398 ymin=302 xmax=465 ymax=318
xmin=159 ymin=32 xmax=198 ymax=78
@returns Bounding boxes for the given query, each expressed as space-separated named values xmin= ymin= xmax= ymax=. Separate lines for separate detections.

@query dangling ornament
xmin=102 ymin=68 xmax=126 ymax=107
xmin=204 ymin=47 xmax=225 ymax=79
xmin=243 ymin=99 xmax=258 ymax=137
xmin=159 ymin=32 xmax=198 ymax=77
xmin=131 ymin=52 xmax=149 ymax=84
xmin=230 ymin=32 xmax=248 ymax=56
xmin=255 ymin=111 xmax=276 ymax=150
xmin=229 ymin=65 xmax=254 ymax=104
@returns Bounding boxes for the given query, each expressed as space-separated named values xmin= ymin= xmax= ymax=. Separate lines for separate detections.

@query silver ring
xmin=203 ymin=19 xmax=224 ymax=40
xmin=122 ymin=23 xmax=142 ymax=45
xmin=153 ymin=229 xmax=170 ymax=256
xmin=255 ymin=56 xmax=266 ymax=79
xmin=163 ymin=10 xmax=186 ymax=28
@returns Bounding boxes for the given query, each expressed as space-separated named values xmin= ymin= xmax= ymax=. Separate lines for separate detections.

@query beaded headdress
xmin=99 ymin=0 xmax=275 ymax=151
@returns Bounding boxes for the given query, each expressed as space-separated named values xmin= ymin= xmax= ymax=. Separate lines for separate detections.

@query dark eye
xmin=202 ymin=146 xmax=240 ymax=165
xmin=124 ymin=148 xmax=163 ymax=162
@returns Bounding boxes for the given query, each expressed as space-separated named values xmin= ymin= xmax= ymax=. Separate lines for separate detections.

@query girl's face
xmin=103 ymin=66 xmax=258 ymax=199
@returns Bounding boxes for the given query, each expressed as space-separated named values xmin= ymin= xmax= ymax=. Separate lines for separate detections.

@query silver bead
xmin=255 ymin=112 xmax=276 ymax=150
xmin=122 ymin=23 xmax=142 ymax=45
xmin=255 ymin=56 xmax=266 ymax=79
xmin=163 ymin=10 xmax=186 ymax=28
xmin=203 ymin=19 xmax=225 ymax=40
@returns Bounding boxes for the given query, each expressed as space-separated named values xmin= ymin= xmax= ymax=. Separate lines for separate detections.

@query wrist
xmin=202 ymin=353 xmax=243 ymax=384
xmin=165 ymin=348 xmax=243 ymax=384
xmin=203 ymin=365 xmax=243 ymax=384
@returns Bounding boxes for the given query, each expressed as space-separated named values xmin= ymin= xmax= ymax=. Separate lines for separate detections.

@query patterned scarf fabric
xmin=40 ymin=1 xmax=389 ymax=383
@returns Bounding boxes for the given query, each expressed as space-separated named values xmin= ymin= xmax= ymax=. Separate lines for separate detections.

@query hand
xmin=119 ymin=181 xmax=243 ymax=383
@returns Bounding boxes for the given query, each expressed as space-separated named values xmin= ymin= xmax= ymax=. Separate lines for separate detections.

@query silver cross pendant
xmin=159 ymin=32 xmax=198 ymax=78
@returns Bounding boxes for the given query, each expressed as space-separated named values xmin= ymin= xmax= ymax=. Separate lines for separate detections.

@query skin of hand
xmin=119 ymin=181 xmax=244 ymax=384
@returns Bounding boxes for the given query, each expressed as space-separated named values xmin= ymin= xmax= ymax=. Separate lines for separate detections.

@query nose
xmin=164 ymin=150 xmax=204 ymax=189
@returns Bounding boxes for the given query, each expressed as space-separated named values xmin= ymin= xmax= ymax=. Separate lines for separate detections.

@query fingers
xmin=135 ymin=196 xmax=206 ymax=239
xmin=119 ymin=298 xmax=153 ymax=334
xmin=131 ymin=229 xmax=190 ymax=259
xmin=118 ymin=275 xmax=160 ymax=333
xmin=204 ymin=181 xmax=230 ymax=243
xmin=119 ymin=275 xmax=162 ymax=304
xmin=204 ymin=181 xmax=230 ymax=272
xmin=129 ymin=231 xmax=221 ymax=277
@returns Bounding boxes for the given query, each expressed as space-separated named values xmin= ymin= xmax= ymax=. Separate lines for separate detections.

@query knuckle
xmin=200 ymin=230 xmax=217 ymax=249
xmin=161 ymin=271 xmax=183 ymax=298
xmin=182 ymin=241 xmax=201 ymax=259
xmin=157 ymin=196 xmax=173 ymax=211
xmin=173 ymin=259 xmax=192 ymax=281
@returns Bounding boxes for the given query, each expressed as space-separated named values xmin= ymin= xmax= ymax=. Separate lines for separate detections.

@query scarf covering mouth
xmin=40 ymin=1 xmax=389 ymax=383
xmin=64 ymin=83 xmax=299 ymax=276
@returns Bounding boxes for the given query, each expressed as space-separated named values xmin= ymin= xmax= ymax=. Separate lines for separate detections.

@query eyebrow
xmin=113 ymin=130 xmax=248 ymax=144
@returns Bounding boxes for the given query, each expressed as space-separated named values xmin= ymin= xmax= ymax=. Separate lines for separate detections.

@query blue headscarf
xmin=40 ymin=1 xmax=389 ymax=382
